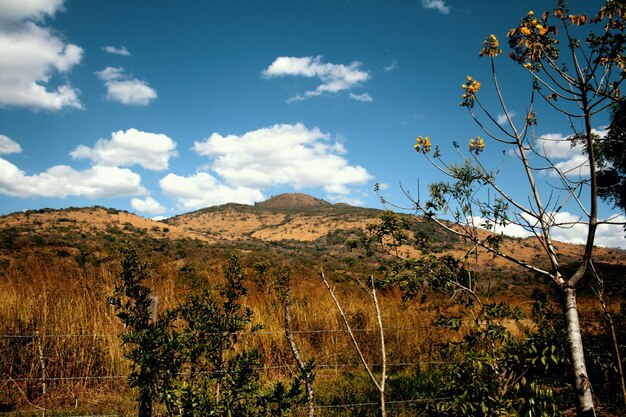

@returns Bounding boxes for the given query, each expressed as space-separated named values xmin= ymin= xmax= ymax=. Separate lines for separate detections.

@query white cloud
xmin=595 ymin=215 xmax=626 ymax=249
xmin=472 ymin=212 xmax=626 ymax=249
xmin=421 ymin=0 xmax=450 ymax=14
xmin=536 ymin=130 xmax=607 ymax=178
xmin=327 ymin=194 xmax=365 ymax=206
xmin=103 ymin=45 xmax=130 ymax=56
xmin=546 ymin=212 xmax=626 ymax=249
xmin=537 ymin=133 xmax=576 ymax=159
xmin=131 ymin=196 xmax=166 ymax=214
xmin=383 ymin=60 xmax=398 ymax=72
xmin=0 ymin=158 xmax=146 ymax=198
xmin=192 ymin=123 xmax=372 ymax=196
xmin=0 ymin=0 xmax=65 ymax=23
xmin=160 ymin=172 xmax=264 ymax=210
xmin=0 ymin=8 xmax=83 ymax=110
xmin=0 ymin=135 xmax=22 ymax=154
xmin=96 ymin=66 xmax=156 ymax=105
xmin=70 ymin=128 xmax=177 ymax=171
xmin=497 ymin=111 xmax=516 ymax=125
xmin=350 ymin=92 xmax=374 ymax=102
xmin=553 ymin=154 xmax=590 ymax=178
xmin=263 ymin=56 xmax=370 ymax=101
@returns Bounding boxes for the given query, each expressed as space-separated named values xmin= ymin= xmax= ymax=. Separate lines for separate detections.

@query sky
xmin=1 ymin=0 xmax=625 ymax=248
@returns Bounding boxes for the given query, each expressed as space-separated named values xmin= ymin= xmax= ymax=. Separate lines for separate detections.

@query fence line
xmin=0 ymin=325 xmax=448 ymax=339
xmin=0 ymin=397 xmax=454 ymax=416
xmin=1 ymin=316 xmax=620 ymax=339
xmin=0 ymin=360 xmax=454 ymax=385
xmin=3 ymin=350 xmax=621 ymax=386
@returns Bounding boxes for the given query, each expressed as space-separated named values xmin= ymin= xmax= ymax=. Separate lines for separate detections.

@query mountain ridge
xmin=1 ymin=193 xmax=625 ymax=276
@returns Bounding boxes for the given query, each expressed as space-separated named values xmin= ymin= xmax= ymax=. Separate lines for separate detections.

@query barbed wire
xmin=0 ymin=396 xmax=452 ymax=416
xmin=0 ymin=360 xmax=453 ymax=385
xmin=1 ymin=316 xmax=621 ymax=339
xmin=0 ymin=326 xmax=441 ymax=339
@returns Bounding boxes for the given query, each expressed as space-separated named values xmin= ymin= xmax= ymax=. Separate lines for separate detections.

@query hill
xmin=1 ymin=193 xmax=624 ymax=278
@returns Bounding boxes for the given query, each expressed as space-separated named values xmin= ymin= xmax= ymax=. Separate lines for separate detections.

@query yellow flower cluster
xmin=469 ymin=136 xmax=485 ymax=154
xmin=508 ymin=11 xmax=549 ymax=40
xmin=460 ymin=76 xmax=481 ymax=107
xmin=461 ymin=76 xmax=480 ymax=95
xmin=414 ymin=135 xmax=431 ymax=153
xmin=479 ymin=34 xmax=502 ymax=58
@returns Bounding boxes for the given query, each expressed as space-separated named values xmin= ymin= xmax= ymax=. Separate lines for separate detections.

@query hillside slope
xmin=1 ymin=194 xmax=624 ymax=276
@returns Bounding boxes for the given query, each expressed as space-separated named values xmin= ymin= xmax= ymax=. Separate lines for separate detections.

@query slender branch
xmin=319 ymin=268 xmax=381 ymax=392
xmin=283 ymin=283 xmax=315 ymax=417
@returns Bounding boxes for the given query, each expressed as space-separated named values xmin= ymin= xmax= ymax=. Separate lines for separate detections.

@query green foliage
xmin=429 ymin=295 xmax=562 ymax=417
xmin=379 ymin=254 xmax=462 ymax=301
xmin=111 ymin=247 xmax=306 ymax=416
xmin=596 ymin=98 xmax=626 ymax=214
xmin=109 ymin=243 xmax=180 ymax=417
xmin=345 ymin=210 xmax=410 ymax=257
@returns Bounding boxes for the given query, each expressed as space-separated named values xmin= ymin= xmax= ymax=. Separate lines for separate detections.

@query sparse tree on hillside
xmin=393 ymin=2 xmax=626 ymax=415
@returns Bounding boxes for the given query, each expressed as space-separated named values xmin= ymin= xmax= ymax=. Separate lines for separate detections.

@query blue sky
xmin=1 ymin=0 xmax=625 ymax=248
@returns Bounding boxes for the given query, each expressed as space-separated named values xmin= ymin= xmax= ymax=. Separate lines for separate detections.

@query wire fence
xmin=0 ymin=325 xmax=458 ymax=416
xmin=2 ymin=323 xmax=624 ymax=416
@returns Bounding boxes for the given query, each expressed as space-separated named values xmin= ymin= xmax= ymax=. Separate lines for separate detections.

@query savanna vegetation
xmin=2 ymin=1 xmax=626 ymax=416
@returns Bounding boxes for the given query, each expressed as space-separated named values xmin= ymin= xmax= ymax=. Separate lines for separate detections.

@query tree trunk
xmin=562 ymin=286 xmax=596 ymax=416
xmin=138 ymin=393 xmax=152 ymax=417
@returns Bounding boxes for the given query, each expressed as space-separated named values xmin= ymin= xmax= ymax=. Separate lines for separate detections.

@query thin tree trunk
xmin=562 ymin=286 xmax=596 ymax=416
xmin=35 ymin=331 xmax=46 ymax=417
xmin=138 ymin=393 xmax=152 ymax=417
xmin=606 ymin=311 xmax=626 ymax=406
xmin=320 ymin=269 xmax=386 ymax=417
xmin=284 ymin=284 xmax=315 ymax=417
xmin=370 ymin=277 xmax=386 ymax=417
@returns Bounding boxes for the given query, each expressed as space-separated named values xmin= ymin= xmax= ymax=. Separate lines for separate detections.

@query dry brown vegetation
xmin=1 ymin=193 xmax=625 ymax=415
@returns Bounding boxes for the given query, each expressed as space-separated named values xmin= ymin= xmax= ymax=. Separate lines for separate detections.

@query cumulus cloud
xmin=421 ymin=0 xmax=450 ymax=14
xmin=192 ymin=123 xmax=372 ymax=195
xmin=131 ymin=196 xmax=166 ymax=214
xmin=497 ymin=111 xmax=516 ymax=125
xmin=350 ymin=92 xmax=374 ymax=102
xmin=544 ymin=212 xmax=626 ymax=249
xmin=595 ymin=215 xmax=626 ymax=249
xmin=263 ymin=56 xmax=370 ymax=102
xmin=96 ymin=66 xmax=157 ymax=105
xmin=535 ymin=130 xmax=607 ymax=178
xmin=472 ymin=211 xmax=626 ymax=249
xmin=103 ymin=45 xmax=130 ymax=56
xmin=327 ymin=194 xmax=365 ymax=206
xmin=537 ymin=133 xmax=577 ymax=159
xmin=0 ymin=0 xmax=65 ymax=23
xmin=0 ymin=1 xmax=83 ymax=110
xmin=0 ymin=158 xmax=146 ymax=198
xmin=70 ymin=128 xmax=177 ymax=171
xmin=0 ymin=135 xmax=22 ymax=154
xmin=160 ymin=172 xmax=264 ymax=210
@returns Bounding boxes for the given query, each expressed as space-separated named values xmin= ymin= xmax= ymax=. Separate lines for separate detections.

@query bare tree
xmin=395 ymin=3 xmax=626 ymax=415
xmin=320 ymin=269 xmax=387 ymax=417
xmin=283 ymin=280 xmax=316 ymax=417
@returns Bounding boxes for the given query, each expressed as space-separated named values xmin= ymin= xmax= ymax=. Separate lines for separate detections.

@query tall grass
xmin=0 ymin=245 xmax=455 ymax=414
xmin=1 ymin=243 xmax=621 ymax=415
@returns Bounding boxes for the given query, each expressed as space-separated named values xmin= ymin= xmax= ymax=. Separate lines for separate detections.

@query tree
xmin=111 ymin=249 xmax=306 ymax=416
xmin=597 ymin=97 xmax=626 ymax=213
xmin=395 ymin=2 xmax=626 ymax=415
